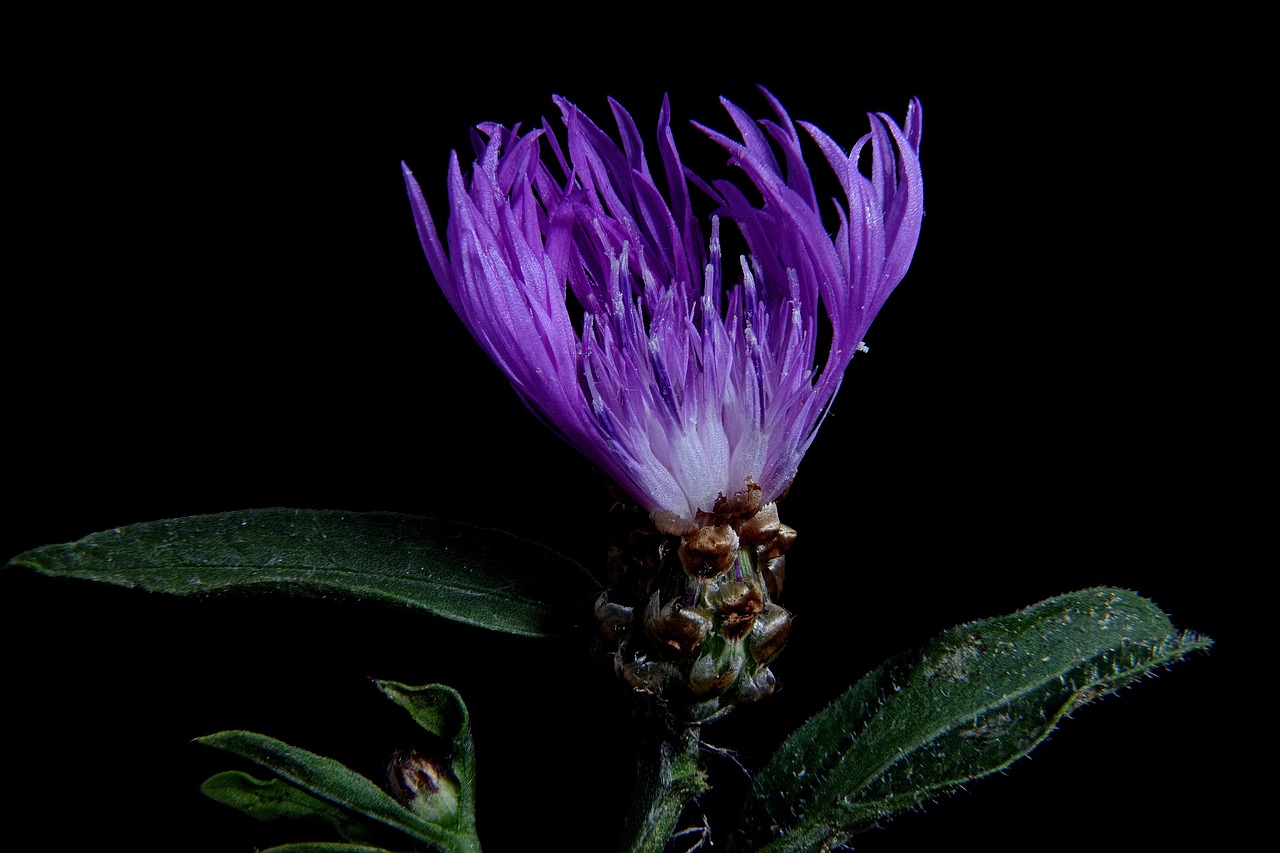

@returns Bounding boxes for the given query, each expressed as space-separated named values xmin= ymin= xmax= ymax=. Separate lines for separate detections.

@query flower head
xmin=404 ymin=89 xmax=922 ymax=523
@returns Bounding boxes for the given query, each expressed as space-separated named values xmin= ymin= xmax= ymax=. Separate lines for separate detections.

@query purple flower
xmin=404 ymin=89 xmax=923 ymax=523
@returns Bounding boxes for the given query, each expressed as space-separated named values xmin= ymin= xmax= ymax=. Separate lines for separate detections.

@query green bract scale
xmin=594 ymin=482 xmax=794 ymax=723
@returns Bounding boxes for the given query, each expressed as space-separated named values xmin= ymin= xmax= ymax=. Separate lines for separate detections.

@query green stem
xmin=617 ymin=724 xmax=710 ymax=853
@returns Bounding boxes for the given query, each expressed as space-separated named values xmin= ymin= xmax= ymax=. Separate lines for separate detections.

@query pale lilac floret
xmin=403 ymin=90 xmax=923 ymax=522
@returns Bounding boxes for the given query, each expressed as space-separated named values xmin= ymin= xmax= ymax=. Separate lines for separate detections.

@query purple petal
xmin=406 ymin=94 xmax=924 ymax=521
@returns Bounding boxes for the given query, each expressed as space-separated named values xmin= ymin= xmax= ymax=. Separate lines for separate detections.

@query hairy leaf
xmin=736 ymin=587 xmax=1213 ymax=852
xmin=201 ymin=770 xmax=380 ymax=843
xmin=197 ymin=730 xmax=480 ymax=853
xmin=6 ymin=508 xmax=600 ymax=637
xmin=258 ymin=840 xmax=399 ymax=845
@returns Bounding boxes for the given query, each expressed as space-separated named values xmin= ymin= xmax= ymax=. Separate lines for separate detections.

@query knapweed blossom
xmin=406 ymin=91 xmax=922 ymax=718
xmin=403 ymin=89 xmax=923 ymax=527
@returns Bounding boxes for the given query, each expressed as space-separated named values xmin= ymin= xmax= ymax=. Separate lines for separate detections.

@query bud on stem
xmin=386 ymin=748 xmax=461 ymax=825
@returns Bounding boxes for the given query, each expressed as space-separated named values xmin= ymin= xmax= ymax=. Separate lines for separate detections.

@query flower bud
xmin=386 ymin=748 xmax=460 ymax=824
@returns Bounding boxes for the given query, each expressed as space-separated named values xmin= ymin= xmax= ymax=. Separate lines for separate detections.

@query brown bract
xmin=594 ymin=486 xmax=800 ymax=723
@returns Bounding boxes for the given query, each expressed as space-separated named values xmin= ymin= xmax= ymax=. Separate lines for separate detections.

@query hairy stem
xmin=617 ymin=724 xmax=709 ymax=853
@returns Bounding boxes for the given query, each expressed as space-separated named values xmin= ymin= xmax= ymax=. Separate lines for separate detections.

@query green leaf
xmin=735 ymin=587 xmax=1213 ymax=852
xmin=200 ymin=770 xmax=380 ymax=843
xmin=375 ymin=682 xmax=478 ymax=836
xmin=197 ymin=730 xmax=480 ymax=853
xmin=6 ymin=508 xmax=600 ymax=637
xmin=258 ymin=840 xmax=399 ymax=845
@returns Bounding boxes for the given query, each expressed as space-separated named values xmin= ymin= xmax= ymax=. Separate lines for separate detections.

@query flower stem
xmin=616 ymin=724 xmax=709 ymax=853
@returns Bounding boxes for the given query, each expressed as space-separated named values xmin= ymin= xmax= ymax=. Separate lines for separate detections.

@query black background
xmin=2 ymin=17 xmax=1253 ymax=853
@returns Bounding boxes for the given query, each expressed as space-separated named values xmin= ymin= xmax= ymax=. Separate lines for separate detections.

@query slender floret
xmin=404 ymin=90 xmax=923 ymax=523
